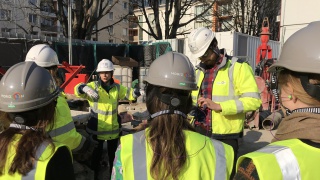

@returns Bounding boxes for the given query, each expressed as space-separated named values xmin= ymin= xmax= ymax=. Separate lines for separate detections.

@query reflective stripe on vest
xmin=126 ymin=87 xmax=132 ymax=100
xmin=72 ymin=136 xmax=86 ymax=152
xmin=92 ymin=83 xmax=120 ymax=115
xmin=257 ymin=145 xmax=301 ymax=180
xmin=47 ymin=121 xmax=75 ymax=138
xmin=23 ymin=141 xmax=50 ymax=180
xmin=133 ymin=131 xmax=147 ymax=180
xmin=211 ymin=139 xmax=227 ymax=180
xmin=131 ymin=131 xmax=227 ymax=180
xmin=90 ymin=108 xmax=118 ymax=118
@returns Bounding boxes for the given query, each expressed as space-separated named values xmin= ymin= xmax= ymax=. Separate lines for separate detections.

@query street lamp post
xmin=68 ymin=0 xmax=72 ymax=65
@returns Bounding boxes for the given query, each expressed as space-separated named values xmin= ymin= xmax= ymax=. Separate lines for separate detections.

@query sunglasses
xmin=199 ymin=47 xmax=220 ymax=59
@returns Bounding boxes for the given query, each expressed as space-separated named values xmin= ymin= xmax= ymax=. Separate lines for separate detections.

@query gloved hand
xmin=82 ymin=85 xmax=99 ymax=100
xmin=133 ymin=88 xmax=142 ymax=98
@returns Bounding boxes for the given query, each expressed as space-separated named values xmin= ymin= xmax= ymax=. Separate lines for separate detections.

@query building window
xmin=159 ymin=0 xmax=165 ymax=5
xmin=0 ymin=9 xmax=11 ymax=20
xmin=195 ymin=21 xmax=211 ymax=29
xmin=109 ymin=12 xmax=113 ymax=20
xmin=123 ymin=18 xmax=128 ymax=23
xmin=148 ymin=14 xmax=156 ymax=41
xmin=195 ymin=5 xmax=211 ymax=17
xmin=108 ymin=26 xmax=114 ymax=34
xmin=1 ymin=28 xmax=10 ymax=32
xmin=219 ymin=3 xmax=232 ymax=16
xmin=123 ymin=2 xmax=127 ymax=9
xmin=29 ymin=0 xmax=37 ymax=5
xmin=41 ymin=5 xmax=53 ymax=13
xmin=108 ymin=0 xmax=113 ymax=5
xmin=41 ymin=18 xmax=53 ymax=26
xmin=109 ymin=39 xmax=114 ymax=43
xmin=194 ymin=5 xmax=212 ymax=29
xmin=29 ymin=14 xmax=38 ymax=24
xmin=122 ymin=28 xmax=127 ymax=36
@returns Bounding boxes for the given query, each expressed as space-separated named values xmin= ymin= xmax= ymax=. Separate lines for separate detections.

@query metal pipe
xmin=68 ymin=0 xmax=72 ymax=65
xmin=262 ymin=111 xmax=283 ymax=130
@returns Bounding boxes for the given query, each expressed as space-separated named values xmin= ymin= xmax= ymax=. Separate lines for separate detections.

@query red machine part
xmin=58 ymin=61 xmax=88 ymax=94
xmin=0 ymin=67 xmax=6 ymax=76
xmin=256 ymin=17 xmax=273 ymax=66
xmin=247 ymin=17 xmax=278 ymax=129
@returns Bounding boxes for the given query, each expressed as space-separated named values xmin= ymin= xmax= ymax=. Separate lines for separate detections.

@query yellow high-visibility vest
xmin=237 ymin=139 xmax=320 ymax=179
xmin=75 ymin=81 xmax=135 ymax=140
xmin=120 ymin=129 xmax=234 ymax=180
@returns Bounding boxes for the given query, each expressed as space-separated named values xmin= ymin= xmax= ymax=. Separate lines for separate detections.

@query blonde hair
xmin=278 ymin=69 xmax=320 ymax=106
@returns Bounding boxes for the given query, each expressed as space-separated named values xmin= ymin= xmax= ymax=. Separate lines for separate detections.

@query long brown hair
xmin=145 ymin=84 xmax=195 ymax=180
xmin=0 ymin=100 xmax=56 ymax=176
xmin=46 ymin=66 xmax=62 ymax=87
xmin=278 ymin=69 xmax=320 ymax=106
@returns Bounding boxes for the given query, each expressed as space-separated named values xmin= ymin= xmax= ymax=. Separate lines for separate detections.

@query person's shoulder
xmin=184 ymin=130 xmax=211 ymax=141
xmin=227 ymin=55 xmax=247 ymax=64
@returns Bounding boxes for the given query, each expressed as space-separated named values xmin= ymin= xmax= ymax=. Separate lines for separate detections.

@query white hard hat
xmin=96 ymin=59 xmax=114 ymax=72
xmin=188 ymin=27 xmax=215 ymax=59
xmin=25 ymin=44 xmax=59 ymax=67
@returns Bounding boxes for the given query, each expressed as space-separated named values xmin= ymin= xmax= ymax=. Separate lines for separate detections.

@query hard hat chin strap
xmin=280 ymin=102 xmax=292 ymax=116
xmin=9 ymin=123 xmax=37 ymax=131
xmin=150 ymin=110 xmax=187 ymax=119
xmin=300 ymin=75 xmax=320 ymax=101
xmin=149 ymin=87 xmax=189 ymax=119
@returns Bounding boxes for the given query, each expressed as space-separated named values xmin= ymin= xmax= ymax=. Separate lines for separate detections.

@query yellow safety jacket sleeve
xmin=47 ymin=94 xmax=86 ymax=152
xmin=219 ymin=62 xmax=261 ymax=116
xmin=74 ymin=82 xmax=136 ymax=101
xmin=118 ymin=84 xmax=136 ymax=101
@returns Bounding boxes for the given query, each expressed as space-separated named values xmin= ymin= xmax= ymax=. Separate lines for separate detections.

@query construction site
xmin=0 ymin=18 xmax=281 ymax=180
xmin=0 ymin=0 xmax=319 ymax=179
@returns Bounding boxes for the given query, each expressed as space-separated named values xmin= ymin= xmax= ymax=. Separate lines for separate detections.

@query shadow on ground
xmin=238 ymin=130 xmax=271 ymax=158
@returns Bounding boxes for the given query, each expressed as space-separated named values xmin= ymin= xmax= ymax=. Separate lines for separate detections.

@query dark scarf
xmin=272 ymin=112 xmax=320 ymax=143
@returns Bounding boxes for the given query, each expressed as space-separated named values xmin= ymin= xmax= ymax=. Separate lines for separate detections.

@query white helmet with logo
xmin=188 ymin=27 xmax=215 ymax=59
xmin=25 ymin=44 xmax=59 ymax=67
xmin=96 ymin=59 xmax=114 ymax=72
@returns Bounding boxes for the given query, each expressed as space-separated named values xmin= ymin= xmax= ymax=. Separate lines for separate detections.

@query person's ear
xmin=287 ymin=83 xmax=298 ymax=102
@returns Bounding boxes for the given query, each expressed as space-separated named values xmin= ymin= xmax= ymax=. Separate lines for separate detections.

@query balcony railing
xmin=41 ymin=25 xmax=62 ymax=33
xmin=129 ymin=23 xmax=139 ymax=28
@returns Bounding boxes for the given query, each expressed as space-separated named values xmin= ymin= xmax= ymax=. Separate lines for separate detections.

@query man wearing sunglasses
xmin=188 ymin=27 xmax=261 ymax=178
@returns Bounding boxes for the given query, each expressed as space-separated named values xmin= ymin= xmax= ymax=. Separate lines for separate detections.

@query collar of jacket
xmin=97 ymin=78 xmax=116 ymax=92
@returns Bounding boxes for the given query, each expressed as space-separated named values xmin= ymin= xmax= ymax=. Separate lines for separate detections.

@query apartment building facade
xmin=96 ymin=0 xmax=130 ymax=43
xmin=0 ymin=0 xmax=62 ymax=37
